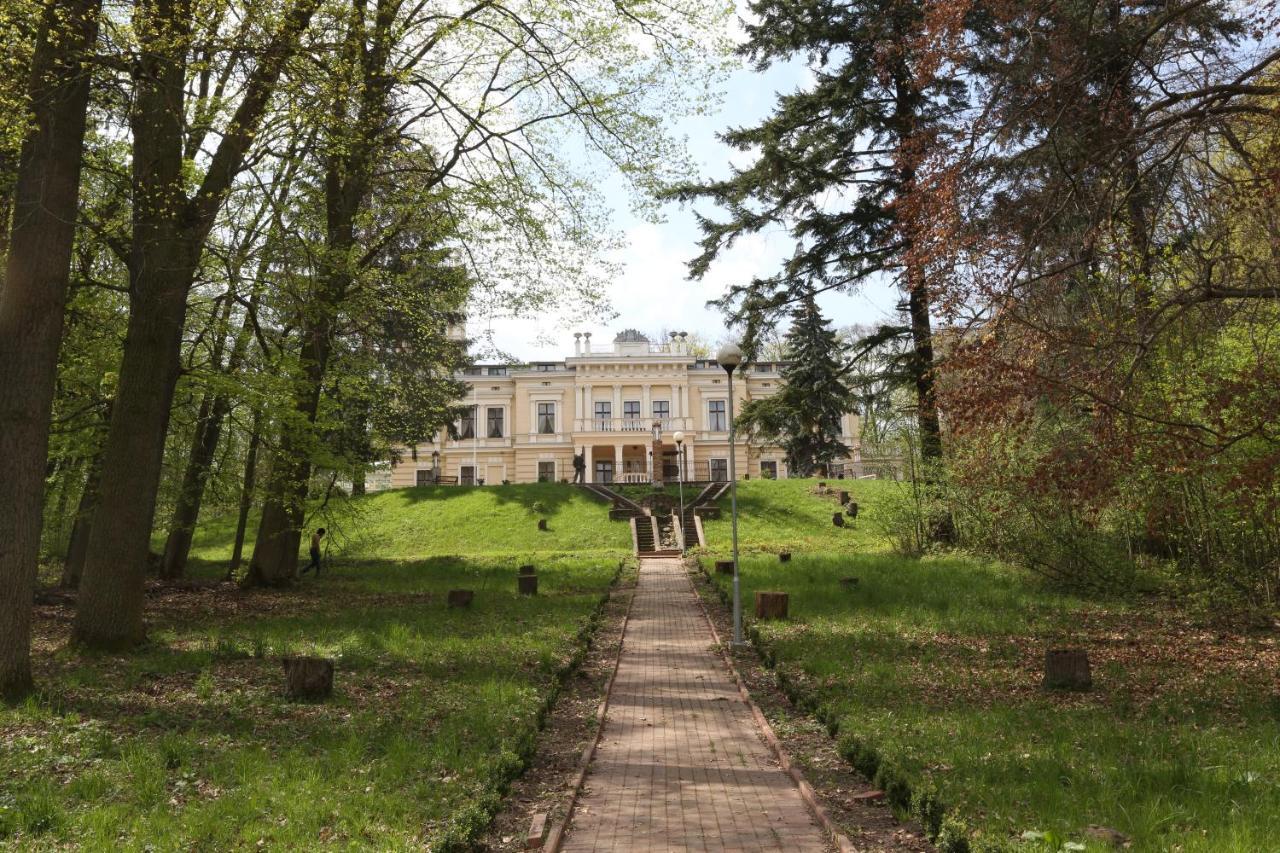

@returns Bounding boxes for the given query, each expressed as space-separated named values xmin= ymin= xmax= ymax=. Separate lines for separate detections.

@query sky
xmin=466 ymin=9 xmax=902 ymax=362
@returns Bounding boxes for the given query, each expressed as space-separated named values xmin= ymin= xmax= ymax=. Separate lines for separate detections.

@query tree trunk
xmin=0 ymin=0 xmax=101 ymax=697
xmin=159 ymin=390 xmax=218 ymax=579
xmin=227 ymin=412 xmax=261 ymax=579
xmin=62 ymin=457 xmax=102 ymax=588
xmin=72 ymin=0 xmax=320 ymax=646
xmin=159 ymin=292 xmax=252 ymax=579
xmin=906 ymin=278 xmax=943 ymax=463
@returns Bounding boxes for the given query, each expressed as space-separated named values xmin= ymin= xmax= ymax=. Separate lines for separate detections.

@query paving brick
xmin=562 ymin=558 xmax=830 ymax=852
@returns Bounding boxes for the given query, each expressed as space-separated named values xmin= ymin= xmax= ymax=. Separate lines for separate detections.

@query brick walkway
xmin=562 ymin=558 xmax=831 ymax=852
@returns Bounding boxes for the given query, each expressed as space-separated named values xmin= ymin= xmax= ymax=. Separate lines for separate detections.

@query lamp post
xmin=673 ymin=431 xmax=686 ymax=552
xmin=716 ymin=342 xmax=745 ymax=649
xmin=431 ymin=450 xmax=440 ymax=484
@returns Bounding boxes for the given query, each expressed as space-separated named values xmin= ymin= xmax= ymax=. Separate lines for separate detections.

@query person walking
xmin=301 ymin=528 xmax=326 ymax=576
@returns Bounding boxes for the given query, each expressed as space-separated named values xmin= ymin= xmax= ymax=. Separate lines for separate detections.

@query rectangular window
xmin=594 ymin=401 xmax=611 ymax=430
xmin=416 ymin=469 xmax=433 ymax=486
xmin=537 ymin=461 xmax=556 ymax=482
xmin=623 ymin=400 xmax=641 ymax=429
xmin=594 ymin=460 xmax=614 ymax=483
xmin=487 ymin=407 xmax=504 ymax=438
xmin=487 ymin=366 xmax=507 ymax=376
xmin=460 ymin=465 xmax=476 ymax=485
xmin=708 ymin=400 xmax=727 ymax=431
xmin=760 ymin=461 xmax=777 ymax=480
xmin=459 ymin=407 xmax=476 ymax=439
xmin=652 ymin=400 xmax=669 ymax=420
xmin=709 ymin=458 xmax=728 ymax=482
xmin=537 ymin=402 xmax=556 ymax=434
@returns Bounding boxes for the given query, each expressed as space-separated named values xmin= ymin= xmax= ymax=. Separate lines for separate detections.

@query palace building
xmin=389 ymin=329 xmax=861 ymax=487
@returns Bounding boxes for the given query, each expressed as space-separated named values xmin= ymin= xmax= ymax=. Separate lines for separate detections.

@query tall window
xmin=487 ymin=407 xmax=504 ymax=438
xmin=623 ymin=400 xmax=641 ymax=428
xmin=709 ymin=458 xmax=728 ymax=481
xmin=459 ymin=407 xmax=476 ymax=439
xmin=760 ymin=461 xmax=778 ymax=480
xmin=652 ymin=400 xmax=669 ymax=420
xmin=537 ymin=402 xmax=556 ymax=434
xmin=537 ymin=461 xmax=556 ymax=482
xmin=594 ymin=401 xmax=611 ymax=429
xmin=594 ymin=460 xmax=614 ymax=483
xmin=460 ymin=465 xmax=476 ymax=485
xmin=708 ymin=400 xmax=727 ymax=431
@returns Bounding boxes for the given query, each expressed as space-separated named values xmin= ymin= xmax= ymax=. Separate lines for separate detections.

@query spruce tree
xmin=739 ymin=292 xmax=853 ymax=477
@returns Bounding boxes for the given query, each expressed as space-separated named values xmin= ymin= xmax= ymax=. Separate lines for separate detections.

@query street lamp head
xmin=716 ymin=342 xmax=743 ymax=372
xmin=673 ymin=430 xmax=684 ymax=445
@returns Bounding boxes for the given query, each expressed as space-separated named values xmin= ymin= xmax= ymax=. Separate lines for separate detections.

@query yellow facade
xmin=389 ymin=330 xmax=861 ymax=486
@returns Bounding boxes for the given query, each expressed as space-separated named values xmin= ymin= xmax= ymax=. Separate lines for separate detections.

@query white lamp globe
xmin=673 ymin=431 xmax=684 ymax=444
xmin=716 ymin=343 xmax=743 ymax=369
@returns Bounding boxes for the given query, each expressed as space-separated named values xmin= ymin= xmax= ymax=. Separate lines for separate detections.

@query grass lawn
xmin=180 ymin=482 xmax=631 ymax=563
xmin=701 ymin=479 xmax=1280 ymax=852
xmin=9 ymin=483 xmax=628 ymax=849
xmin=700 ymin=476 xmax=889 ymax=553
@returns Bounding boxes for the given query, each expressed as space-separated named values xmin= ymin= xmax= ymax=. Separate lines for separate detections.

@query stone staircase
xmin=583 ymin=482 xmax=719 ymax=556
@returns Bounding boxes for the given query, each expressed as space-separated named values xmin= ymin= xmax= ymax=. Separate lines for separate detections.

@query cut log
xmin=714 ymin=560 xmax=735 ymax=575
xmin=1043 ymin=648 xmax=1092 ymax=690
xmin=817 ymin=482 xmax=826 ymax=489
xmin=447 ymin=589 xmax=474 ymax=608
xmin=837 ymin=490 xmax=850 ymax=505
xmin=846 ymin=501 xmax=859 ymax=520
xmin=754 ymin=591 xmax=789 ymax=620
xmin=778 ymin=552 xmax=791 ymax=562
xmin=832 ymin=512 xmax=845 ymax=527
xmin=518 ymin=575 xmax=539 ymax=596
xmin=518 ymin=564 xmax=537 ymax=576
xmin=537 ymin=519 xmax=548 ymax=531
xmin=282 ymin=656 xmax=334 ymax=700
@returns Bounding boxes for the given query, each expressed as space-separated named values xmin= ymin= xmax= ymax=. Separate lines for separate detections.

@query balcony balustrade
xmin=572 ymin=416 xmax=694 ymax=433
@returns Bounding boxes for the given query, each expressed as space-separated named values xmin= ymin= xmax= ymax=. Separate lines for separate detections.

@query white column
xmin=642 ymin=384 xmax=651 ymax=420
xmin=614 ymin=444 xmax=623 ymax=479
xmin=585 ymin=445 xmax=594 ymax=483
xmin=612 ymin=384 xmax=621 ymax=420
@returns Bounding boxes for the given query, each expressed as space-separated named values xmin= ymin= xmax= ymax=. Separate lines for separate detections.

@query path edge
xmin=542 ymin=570 xmax=637 ymax=852
xmin=687 ymin=559 xmax=859 ymax=853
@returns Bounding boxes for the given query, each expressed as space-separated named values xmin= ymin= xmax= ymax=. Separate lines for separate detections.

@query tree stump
xmin=754 ymin=591 xmax=789 ymax=620
xmin=839 ymin=577 xmax=859 ymax=590
xmin=817 ymin=482 xmax=826 ymax=489
xmin=714 ymin=560 xmax=735 ymax=575
xmin=518 ymin=575 xmax=539 ymax=596
xmin=537 ymin=519 xmax=548 ymax=531
xmin=1043 ymin=648 xmax=1092 ymax=690
xmin=282 ymin=656 xmax=334 ymax=700
xmin=447 ymin=589 xmax=474 ymax=608
xmin=837 ymin=490 xmax=850 ymax=505
xmin=778 ymin=552 xmax=791 ymax=562
xmin=846 ymin=501 xmax=859 ymax=520
xmin=832 ymin=512 xmax=845 ymax=527
xmin=518 ymin=564 xmax=536 ymax=576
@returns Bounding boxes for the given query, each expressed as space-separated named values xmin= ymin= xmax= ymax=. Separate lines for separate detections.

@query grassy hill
xmin=699 ymin=479 xmax=1280 ymax=852
xmin=700 ymin=476 xmax=890 ymax=552
xmin=182 ymin=482 xmax=630 ymax=564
